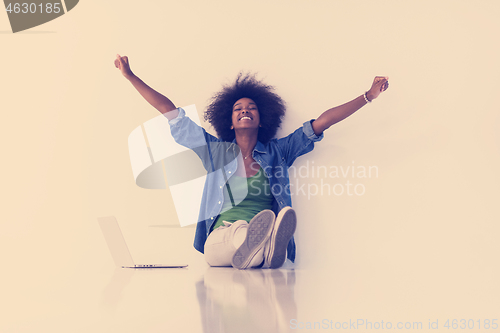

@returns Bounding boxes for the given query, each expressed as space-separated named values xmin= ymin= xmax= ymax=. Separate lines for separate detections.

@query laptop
xmin=98 ymin=216 xmax=188 ymax=269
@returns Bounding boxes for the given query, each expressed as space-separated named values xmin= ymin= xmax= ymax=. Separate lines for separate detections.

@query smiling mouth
xmin=239 ymin=116 xmax=252 ymax=121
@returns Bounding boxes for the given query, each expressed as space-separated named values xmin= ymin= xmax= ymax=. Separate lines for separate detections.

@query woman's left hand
xmin=366 ymin=76 xmax=389 ymax=101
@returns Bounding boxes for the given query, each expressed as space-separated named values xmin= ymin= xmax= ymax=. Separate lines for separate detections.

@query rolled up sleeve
xmin=302 ymin=119 xmax=324 ymax=142
xmin=166 ymin=107 xmax=185 ymax=125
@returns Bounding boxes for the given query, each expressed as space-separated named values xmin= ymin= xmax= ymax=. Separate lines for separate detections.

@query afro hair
xmin=204 ymin=73 xmax=286 ymax=144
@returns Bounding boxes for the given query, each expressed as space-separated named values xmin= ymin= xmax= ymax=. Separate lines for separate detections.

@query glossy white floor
xmin=3 ymin=223 xmax=498 ymax=333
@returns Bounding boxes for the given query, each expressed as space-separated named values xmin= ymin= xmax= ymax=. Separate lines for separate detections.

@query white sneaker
xmin=231 ymin=210 xmax=275 ymax=269
xmin=263 ymin=207 xmax=296 ymax=269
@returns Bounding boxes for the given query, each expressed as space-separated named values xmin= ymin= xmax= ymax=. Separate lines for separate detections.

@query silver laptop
xmin=98 ymin=216 xmax=188 ymax=269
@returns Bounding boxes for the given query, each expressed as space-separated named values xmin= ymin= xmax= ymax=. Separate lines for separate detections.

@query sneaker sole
xmin=231 ymin=210 xmax=275 ymax=269
xmin=267 ymin=208 xmax=296 ymax=269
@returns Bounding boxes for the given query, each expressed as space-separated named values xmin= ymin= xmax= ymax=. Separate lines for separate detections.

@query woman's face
xmin=231 ymin=97 xmax=260 ymax=131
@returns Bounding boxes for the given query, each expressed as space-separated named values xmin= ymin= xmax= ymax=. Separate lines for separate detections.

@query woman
xmin=115 ymin=54 xmax=388 ymax=269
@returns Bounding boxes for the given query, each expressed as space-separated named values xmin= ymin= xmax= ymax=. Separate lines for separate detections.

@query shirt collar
xmin=254 ymin=141 xmax=266 ymax=154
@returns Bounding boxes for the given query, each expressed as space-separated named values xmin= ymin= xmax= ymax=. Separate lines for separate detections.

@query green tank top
xmin=211 ymin=167 xmax=273 ymax=230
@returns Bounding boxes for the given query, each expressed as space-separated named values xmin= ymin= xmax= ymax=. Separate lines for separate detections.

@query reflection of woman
xmin=115 ymin=54 xmax=388 ymax=269
xmin=197 ymin=268 xmax=298 ymax=332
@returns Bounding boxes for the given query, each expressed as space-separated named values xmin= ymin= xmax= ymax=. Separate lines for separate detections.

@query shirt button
xmin=220 ymin=185 xmax=223 ymax=189
xmin=218 ymin=201 xmax=221 ymax=204
xmin=228 ymin=171 xmax=232 ymax=174
xmin=211 ymin=217 xmax=214 ymax=220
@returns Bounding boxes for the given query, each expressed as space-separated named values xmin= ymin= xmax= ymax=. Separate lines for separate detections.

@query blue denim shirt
xmin=168 ymin=107 xmax=323 ymax=262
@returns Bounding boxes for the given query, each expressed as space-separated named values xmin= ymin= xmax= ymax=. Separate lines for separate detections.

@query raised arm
xmin=114 ymin=54 xmax=178 ymax=120
xmin=311 ymin=76 xmax=389 ymax=136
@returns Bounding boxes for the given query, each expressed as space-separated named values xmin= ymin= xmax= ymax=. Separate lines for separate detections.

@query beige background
xmin=1 ymin=0 xmax=499 ymax=332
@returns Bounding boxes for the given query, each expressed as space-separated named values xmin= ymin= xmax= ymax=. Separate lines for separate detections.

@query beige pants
xmin=204 ymin=220 xmax=265 ymax=267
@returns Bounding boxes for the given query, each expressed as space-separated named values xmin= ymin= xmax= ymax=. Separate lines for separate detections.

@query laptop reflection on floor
xmin=98 ymin=216 xmax=188 ymax=269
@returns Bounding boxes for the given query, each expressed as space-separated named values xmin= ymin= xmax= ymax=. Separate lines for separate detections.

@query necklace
xmin=243 ymin=151 xmax=252 ymax=160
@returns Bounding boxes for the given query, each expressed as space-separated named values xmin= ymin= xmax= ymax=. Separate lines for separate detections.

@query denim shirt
xmin=167 ymin=107 xmax=324 ymax=262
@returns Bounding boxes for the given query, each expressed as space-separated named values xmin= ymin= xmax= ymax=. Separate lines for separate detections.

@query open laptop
xmin=98 ymin=216 xmax=188 ymax=269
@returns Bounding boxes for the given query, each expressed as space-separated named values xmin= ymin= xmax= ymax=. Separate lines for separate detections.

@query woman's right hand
xmin=114 ymin=54 xmax=134 ymax=79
